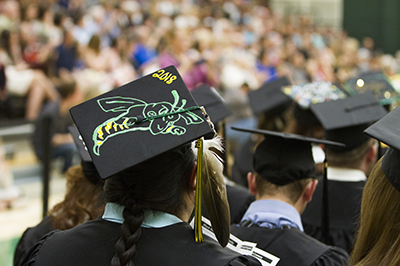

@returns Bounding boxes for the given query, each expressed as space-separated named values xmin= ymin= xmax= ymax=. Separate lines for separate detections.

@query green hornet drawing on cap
xmin=92 ymin=90 xmax=204 ymax=156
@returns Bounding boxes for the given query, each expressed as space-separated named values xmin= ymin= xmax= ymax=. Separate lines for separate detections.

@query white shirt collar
xmin=102 ymin=202 xmax=183 ymax=228
xmin=327 ymin=166 xmax=367 ymax=182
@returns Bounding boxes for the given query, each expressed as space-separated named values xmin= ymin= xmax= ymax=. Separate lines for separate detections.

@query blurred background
xmin=1 ymin=0 xmax=400 ymax=265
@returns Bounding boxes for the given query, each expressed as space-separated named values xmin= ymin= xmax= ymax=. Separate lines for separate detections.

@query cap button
xmin=136 ymin=115 xmax=144 ymax=124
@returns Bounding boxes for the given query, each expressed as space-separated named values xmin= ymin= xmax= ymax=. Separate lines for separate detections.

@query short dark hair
xmin=326 ymin=138 xmax=376 ymax=168
xmin=255 ymin=173 xmax=312 ymax=204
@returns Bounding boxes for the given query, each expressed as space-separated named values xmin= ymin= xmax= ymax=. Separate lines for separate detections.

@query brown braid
xmin=111 ymin=199 xmax=144 ymax=266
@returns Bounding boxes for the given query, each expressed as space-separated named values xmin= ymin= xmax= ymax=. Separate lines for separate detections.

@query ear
xmin=189 ymin=162 xmax=197 ymax=190
xmin=303 ymin=180 xmax=318 ymax=203
xmin=366 ymin=143 xmax=378 ymax=163
xmin=247 ymin=172 xmax=257 ymax=196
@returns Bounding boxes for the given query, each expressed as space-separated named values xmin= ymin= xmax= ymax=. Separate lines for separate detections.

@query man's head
xmin=231 ymin=127 xmax=344 ymax=213
xmin=310 ymin=93 xmax=387 ymax=174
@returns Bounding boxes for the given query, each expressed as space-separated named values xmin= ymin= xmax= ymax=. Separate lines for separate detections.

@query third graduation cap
xmin=191 ymin=84 xmax=232 ymax=124
xmin=364 ymin=106 xmax=400 ymax=192
xmin=282 ymin=81 xmax=347 ymax=126
xmin=310 ymin=92 xmax=387 ymax=152
xmin=231 ymin=127 xmax=344 ymax=185
xmin=248 ymin=76 xmax=292 ymax=117
xmin=69 ymin=66 xmax=214 ymax=179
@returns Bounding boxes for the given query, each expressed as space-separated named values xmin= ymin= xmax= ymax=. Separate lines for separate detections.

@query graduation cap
xmin=191 ymin=84 xmax=232 ymax=124
xmin=230 ymin=127 xmax=344 ymax=185
xmin=344 ymin=71 xmax=400 ymax=106
xmin=68 ymin=125 xmax=101 ymax=185
xmin=248 ymin=76 xmax=292 ymax=118
xmin=282 ymin=81 xmax=347 ymax=126
xmin=69 ymin=66 xmax=230 ymax=246
xmin=310 ymin=92 xmax=388 ymax=153
xmin=70 ymin=65 xmax=213 ymax=179
xmin=364 ymin=106 xmax=400 ymax=192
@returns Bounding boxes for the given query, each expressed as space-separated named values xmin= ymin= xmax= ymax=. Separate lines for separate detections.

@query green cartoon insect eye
xmin=148 ymin=110 xmax=157 ymax=116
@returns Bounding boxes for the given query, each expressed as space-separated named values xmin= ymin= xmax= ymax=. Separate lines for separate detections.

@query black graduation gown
xmin=22 ymin=218 xmax=262 ymax=266
xmin=231 ymin=224 xmax=349 ymax=266
xmin=301 ymin=178 xmax=365 ymax=253
xmin=14 ymin=216 xmax=54 ymax=266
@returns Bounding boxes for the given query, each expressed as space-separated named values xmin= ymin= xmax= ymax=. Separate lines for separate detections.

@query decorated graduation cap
xmin=68 ymin=125 xmax=101 ymax=185
xmin=282 ymin=81 xmax=347 ymax=126
xmin=69 ymin=66 xmax=230 ymax=247
xmin=344 ymin=71 xmax=400 ymax=106
xmin=230 ymin=127 xmax=344 ymax=185
xmin=310 ymin=92 xmax=387 ymax=153
xmin=70 ymin=66 xmax=213 ymax=179
xmin=364 ymin=106 xmax=400 ymax=192
xmin=191 ymin=84 xmax=232 ymax=124
xmin=248 ymin=76 xmax=292 ymax=118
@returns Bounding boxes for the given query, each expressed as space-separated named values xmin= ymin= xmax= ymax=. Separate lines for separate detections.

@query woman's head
xmin=49 ymin=165 xmax=105 ymax=230
xmin=105 ymin=142 xmax=197 ymax=266
xmin=104 ymin=142 xmax=196 ymax=218
xmin=350 ymin=157 xmax=400 ymax=266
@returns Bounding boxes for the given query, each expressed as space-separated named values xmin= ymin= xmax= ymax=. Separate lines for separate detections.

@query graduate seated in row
xmin=230 ymin=127 xmax=349 ymax=266
xmin=14 ymin=126 xmax=105 ymax=266
xmin=301 ymin=93 xmax=387 ymax=253
xmin=21 ymin=66 xmax=262 ymax=266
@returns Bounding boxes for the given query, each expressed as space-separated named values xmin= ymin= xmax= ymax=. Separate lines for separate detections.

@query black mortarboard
xmin=231 ymin=127 xmax=344 ymax=186
xmin=344 ymin=71 xmax=400 ymax=105
xmin=68 ymin=125 xmax=102 ymax=185
xmin=248 ymin=76 xmax=292 ymax=118
xmin=191 ymin=84 xmax=232 ymax=124
xmin=310 ymin=92 xmax=387 ymax=152
xmin=69 ymin=66 xmax=214 ymax=179
xmin=68 ymin=125 xmax=91 ymax=162
xmin=364 ymin=106 xmax=400 ymax=192
xmin=282 ymin=81 xmax=347 ymax=126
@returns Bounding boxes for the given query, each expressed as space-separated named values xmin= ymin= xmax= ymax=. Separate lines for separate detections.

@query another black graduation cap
xmin=364 ymin=106 xmax=400 ymax=191
xmin=282 ymin=81 xmax=347 ymax=126
xmin=310 ymin=92 xmax=387 ymax=153
xmin=248 ymin=76 xmax=292 ymax=118
xmin=344 ymin=71 xmax=400 ymax=105
xmin=68 ymin=125 xmax=102 ymax=185
xmin=68 ymin=125 xmax=91 ymax=162
xmin=69 ymin=66 xmax=214 ymax=179
xmin=191 ymin=84 xmax=232 ymax=124
xmin=231 ymin=127 xmax=344 ymax=186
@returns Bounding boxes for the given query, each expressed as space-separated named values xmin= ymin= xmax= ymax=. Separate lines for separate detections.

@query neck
xmin=257 ymin=194 xmax=297 ymax=212
xmin=257 ymin=193 xmax=307 ymax=215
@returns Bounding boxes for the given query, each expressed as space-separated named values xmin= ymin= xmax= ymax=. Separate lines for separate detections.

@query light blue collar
xmin=102 ymin=202 xmax=183 ymax=228
xmin=241 ymin=200 xmax=304 ymax=231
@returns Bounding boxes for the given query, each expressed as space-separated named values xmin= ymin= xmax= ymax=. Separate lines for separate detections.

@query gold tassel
xmin=194 ymin=137 xmax=204 ymax=243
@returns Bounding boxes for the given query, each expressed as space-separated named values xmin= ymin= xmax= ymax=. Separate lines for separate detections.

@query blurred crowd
xmin=1 ymin=0 xmax=400 ymax=122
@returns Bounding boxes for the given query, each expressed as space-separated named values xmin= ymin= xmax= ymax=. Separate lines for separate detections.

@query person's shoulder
xmin=311 ymin=246 xmax=349 ymax=266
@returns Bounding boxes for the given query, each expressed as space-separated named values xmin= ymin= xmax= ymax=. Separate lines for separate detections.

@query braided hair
xmin=105 ymin=143 xmax=196 ymax=266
